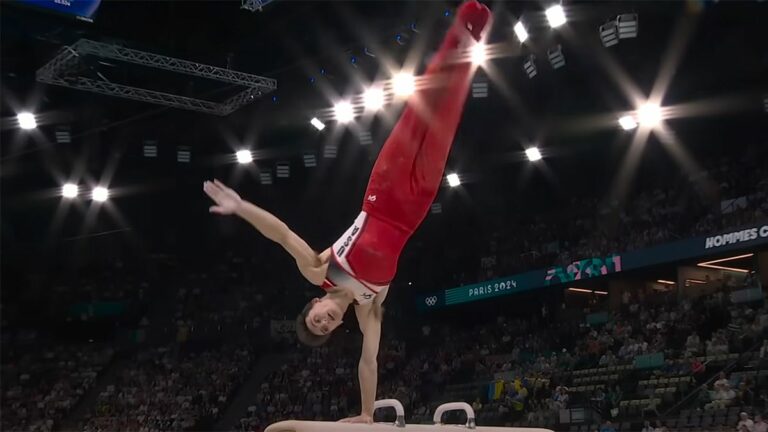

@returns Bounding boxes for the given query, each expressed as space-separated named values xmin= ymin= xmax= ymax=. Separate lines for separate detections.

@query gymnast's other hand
xmin=338 ymin=414 xmax=373 ymax=424
xmin=204 ymin=179 xmax=242 ymax=215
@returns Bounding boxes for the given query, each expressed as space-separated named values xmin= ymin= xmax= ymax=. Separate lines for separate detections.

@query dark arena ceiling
xmin=1 ymin=0 xmax=766 ymax=272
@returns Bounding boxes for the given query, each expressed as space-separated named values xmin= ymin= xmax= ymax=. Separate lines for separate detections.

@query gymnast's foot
xmin=456 ymin=0 xmax=492 ymax=42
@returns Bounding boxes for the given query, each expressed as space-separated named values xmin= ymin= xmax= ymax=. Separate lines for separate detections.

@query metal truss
xmin=36 ymin=39 xmax=277 ymax=116
xmin=241 ymin=0 xmax=276 ymax=12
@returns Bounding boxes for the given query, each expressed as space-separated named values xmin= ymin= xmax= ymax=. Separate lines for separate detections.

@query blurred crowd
xmin=1 ymin=345 xmax=114 ymax=432
xmin=80 ymin=346 xmax=252 ymax=432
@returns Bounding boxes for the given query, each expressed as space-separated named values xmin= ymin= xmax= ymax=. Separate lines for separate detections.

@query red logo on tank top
xmin=336 ymin=225 xmax=360 ymax=257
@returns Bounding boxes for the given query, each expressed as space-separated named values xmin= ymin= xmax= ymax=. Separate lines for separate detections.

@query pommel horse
xmin=265 ymin=399 xmax=554 ymax=432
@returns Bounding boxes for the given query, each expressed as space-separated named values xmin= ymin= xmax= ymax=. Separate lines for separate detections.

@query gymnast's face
xmin=306 ymin=297 xmax=344 ymax=336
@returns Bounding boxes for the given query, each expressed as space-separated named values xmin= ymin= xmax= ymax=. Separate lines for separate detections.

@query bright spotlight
xmin=363 ymin=88 xmax=385 ymax=111
xmin=310 ymin=117 xmax=326 ymax=131
xmin=446 ymin=173 xmax=461 ymax=187
xmin=334 ymin=101 xmax=355 ymax=123
xmin=392 ymin=73 xmax=415 ymax=97
xmin=62 ymin=183 xmax=79 ymax=199
xmin=514 ymin=21 xmax=529 ymax=43
xmin=525 ymin=147 xmax=542 ymax=162
xmin=545 ymin=5 xmax=567 ymax=28
xmin=470 ymin=42 xmax=487 ymax=65
xmin=637 ymin=103 xmax=662 ymax=127
xmin=618 ymin=115 xmax=638 ymax=130
xmin=236 ymin=150 xmax=253 ymax=164
xmin=17 ymin=112 xmax=37 ymax=130
xmin=92 ymin=187 xmax=109 ymax=202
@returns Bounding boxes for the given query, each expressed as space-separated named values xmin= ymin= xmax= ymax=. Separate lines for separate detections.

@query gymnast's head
xmin=296 ymin=294 xmax=347 ymax=346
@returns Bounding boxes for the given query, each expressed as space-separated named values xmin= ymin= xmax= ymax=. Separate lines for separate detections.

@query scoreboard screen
xmin=17 ymin=0 xmax=102 ymax=23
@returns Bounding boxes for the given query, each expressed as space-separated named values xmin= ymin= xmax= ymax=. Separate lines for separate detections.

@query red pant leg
xmin=363 ymin=1 xmax=490 ymax=233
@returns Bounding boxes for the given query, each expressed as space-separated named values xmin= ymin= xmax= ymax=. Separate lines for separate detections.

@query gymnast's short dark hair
xmin=295 ymin=300 xmax=331 ymax=347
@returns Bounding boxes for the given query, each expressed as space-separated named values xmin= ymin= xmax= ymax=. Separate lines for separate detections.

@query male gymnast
xmin=204 ymin=0 xmax=491 ymax=423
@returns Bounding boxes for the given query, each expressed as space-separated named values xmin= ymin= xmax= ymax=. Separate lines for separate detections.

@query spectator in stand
xmin=641 ymin=420 xmax=655 ymax=432
xmin=737 ymin=412 xmax=755 ymax=432
xmin=738 ymin=378 xmax=756 ymax=406
xmin=686 ymin=333 xmax=702 ymax=355
xmin=472 ymin=397 xmax=483 ymax=413
xmin=553 ymin=386 xmax=569 ymax=410
xmin=712 ymin=372 xmax=736 ymax=401
xmin=599 ymin=351 xmax=617 ymax=367
xmin=759 ymin=339 xmax=768 ymax=364
xmin=691 ymin=356 xmax=707 ymax=384
xmin=607 ymin=385 xmax=623 ymax=418
xmin=599 ymin=420 xmax=617 ymax=432
xmin=708 ymin=331 xmax=731 ymax=356
xmin=753 ymin=414 xmax=768 ymax=432
xmin=591 ymin=388 xmax=607 ymax=416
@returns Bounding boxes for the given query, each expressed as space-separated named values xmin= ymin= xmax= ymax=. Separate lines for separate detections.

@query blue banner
xmin=417 ymin=221 xmax=768 ymax=309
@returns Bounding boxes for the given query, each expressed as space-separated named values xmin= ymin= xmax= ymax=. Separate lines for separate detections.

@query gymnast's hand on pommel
xmin=338 ymin=413 xmax=373 ymax=424
xmin=204 ymin=179 xmax=242 ymax=215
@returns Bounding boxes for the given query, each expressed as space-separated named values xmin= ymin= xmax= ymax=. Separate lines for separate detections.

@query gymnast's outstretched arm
xmin=341 ymin=287 xmax=389 ymax=424
xmin=204 ymin=180 xmax=328 ymax=285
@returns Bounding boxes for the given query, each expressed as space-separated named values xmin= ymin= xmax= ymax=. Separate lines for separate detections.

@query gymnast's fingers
xmin=213 ymin=179 xmax=229 ymax=191
xmin=203 ymin=181 xmax=222 ymax=201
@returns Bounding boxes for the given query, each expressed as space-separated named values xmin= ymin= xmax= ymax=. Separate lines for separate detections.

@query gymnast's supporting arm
xmin=341 ymin=289 xmax=387 ymax=424
xmin=203 ymin=180 xmax=327 ymax=285
xmin=358 ymin=314 xmax=380 ymax=422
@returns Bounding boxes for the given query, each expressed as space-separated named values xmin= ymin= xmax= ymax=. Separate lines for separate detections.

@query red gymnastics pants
xmin=333 ymin=1 xmax=492 ymax=286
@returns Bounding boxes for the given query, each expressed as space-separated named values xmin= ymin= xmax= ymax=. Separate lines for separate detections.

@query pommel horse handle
xmin=374 ymin=398 xmax=406 ymax=428
xmin=432 ymin=402 xmax=476 ymax=429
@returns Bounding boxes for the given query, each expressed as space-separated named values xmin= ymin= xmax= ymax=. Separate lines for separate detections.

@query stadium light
xmin=143 ymin=141 xmax=158 ymax=158
xmin=472 ymin=81 xmax=488 ymax=98
xmin=259 ymin=170 xmax=273 ymax=185
xmin=599 ymin=20 xmax=619 ymax=47
xmin=17 ymin=112 xmax=37 ymax=130
xmin=363 ymin=87 xmax=385 ymax=111
xmin=359 ymin=130 xmax=373 ymax=146
xmin=697 ymin=253 xmax=753 ymax=273
xmin=392 ymin=73 xmax=415 ymax=97
xmin=471 ymin=42 xmax=487 ymax=65
xmin=55 ymin=126 xmax=71 ymax=143
xmin=547 ymin=45 xmax=566 ymax=69
xmin=514 ymin=21 xmax=529 ymax=43
xmin=523 ymin=55 xmax=537 ymax=78
xmin=177 ymin=146 xmax=191 ymax=163
xmin=567 ymin=288 xmax=592 ymax=294
xmin=617 ymin=13 xmax=639 ymax=39
xmin=276 ymin=161 xmax=290 ymax=178
xmin=545 ymin=5 xmax=567 ymax=28
xmin=637 ymin=103 xmax=662 ymax=127
xmin=618 ymin=115 xmax=638 ymax=130
xmin=303 ymin=153 xmax=317 ymax=168
xmin=446 ymin=173 xmax=461 ymax=187
xmin=525 ymin=147 xmax=542 ymax=161
xmin=236 ymin=149 xmax=253 ymax=164
xmin=334 ymin=101 xmax=354 ymax=123
xmin=310 ymin=117 xmax=326 ymax=131
xmin=92 ymin=186 xmax=109 ymax=202
xmin=62 ymin=183 xmax=79 ymax=199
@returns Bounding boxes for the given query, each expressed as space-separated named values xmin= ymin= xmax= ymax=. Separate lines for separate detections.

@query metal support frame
xmin=241 ymin=0 xmax=275 ymax=12
xmin=36 ymin=39 xmax=277 ymax=116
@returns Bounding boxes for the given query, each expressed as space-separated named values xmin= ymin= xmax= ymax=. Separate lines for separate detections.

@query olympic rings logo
xmin=425 ymin=296 xmax=438 ymax=306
